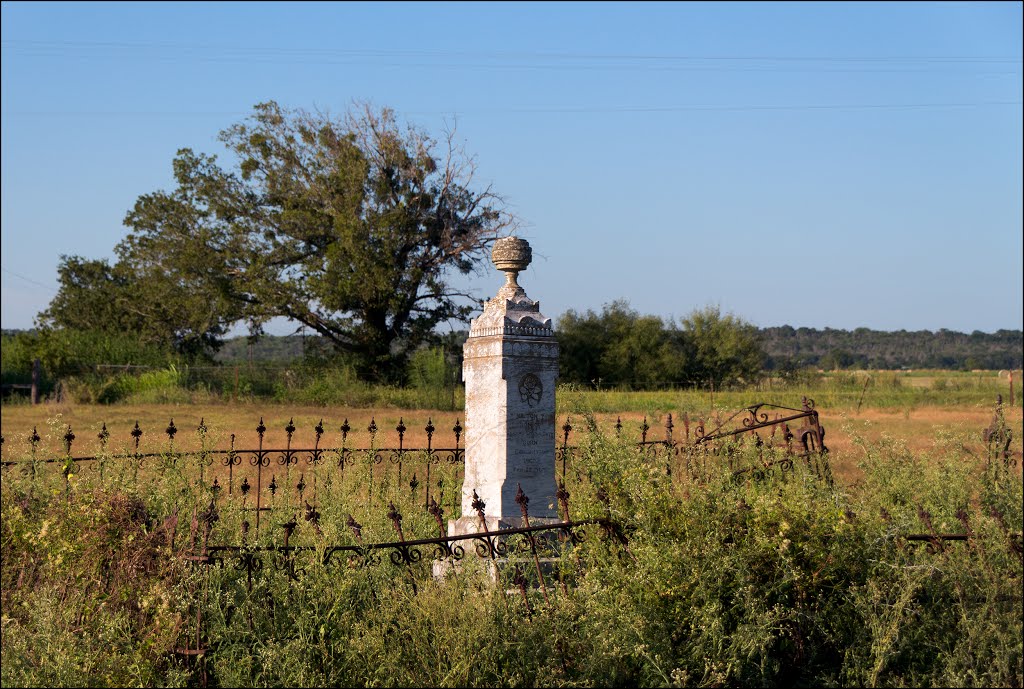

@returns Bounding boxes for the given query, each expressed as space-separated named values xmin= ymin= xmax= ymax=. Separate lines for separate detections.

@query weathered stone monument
xmin=448 ymin=236 xmax=560 ymax=538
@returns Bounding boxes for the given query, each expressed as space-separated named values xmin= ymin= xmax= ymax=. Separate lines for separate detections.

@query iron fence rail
xmin=5 ymin=396 xmax=1018 ymax=493
xmin=1 ymin=399 xmax=831 ymax=472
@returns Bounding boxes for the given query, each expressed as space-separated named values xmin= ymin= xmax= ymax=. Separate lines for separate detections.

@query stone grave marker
xmin=448 ymin=236 xmax=560 ymax=538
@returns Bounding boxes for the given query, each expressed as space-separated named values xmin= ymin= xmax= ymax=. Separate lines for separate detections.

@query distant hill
xmin=759 ymin=326 xmax=1023 ymax=370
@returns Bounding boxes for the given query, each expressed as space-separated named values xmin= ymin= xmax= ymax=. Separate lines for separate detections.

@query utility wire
xmin=3 ymin=39 xmax=1021 ymax=62
xmin=4 ymin=101 xmax=1021 ymax=118
xmin=1 ymin=266 xmax=57 ymax=293
xmin=3 ymin=40 xmax=1020 ymax=73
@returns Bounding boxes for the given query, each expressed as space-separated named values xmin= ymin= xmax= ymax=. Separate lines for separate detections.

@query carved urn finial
xmin=469 ymin=235 xmax=551 ymax=337
xmin=491 ymin=236 xmax=532 ymax=292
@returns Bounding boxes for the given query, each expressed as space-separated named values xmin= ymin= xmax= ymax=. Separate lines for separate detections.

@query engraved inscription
xmin=511 ymin=410 xmax=543 ymax=477
xmin=518 ymin=373 xmax=543 ymax=407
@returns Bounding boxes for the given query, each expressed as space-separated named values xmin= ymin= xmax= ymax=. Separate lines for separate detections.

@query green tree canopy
xmin=557 ymin=301 xmax=764 ymax=388
xmin=41 ymin=102 xmax=515 ymax=379
xmin=680 ymin=306 xmax=765 ymax=386
xmin=39 ymin=254 xmax=235 ymax=360
xmin=557 ymin=300 xmax=690 ymax=388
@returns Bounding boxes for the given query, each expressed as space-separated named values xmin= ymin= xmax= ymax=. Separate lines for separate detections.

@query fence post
xmin=30 ymin=358 xmax=40 ymax=404
xmin=856 ymin=374 xmax=870 ymax=413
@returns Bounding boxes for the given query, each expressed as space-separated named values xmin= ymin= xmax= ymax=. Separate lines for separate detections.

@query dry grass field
xmin=3 ymin=397 xmax=1020 ymax=488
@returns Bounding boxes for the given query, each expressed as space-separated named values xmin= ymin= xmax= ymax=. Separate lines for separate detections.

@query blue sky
xmin=2 ymin=1 xmax=1021 ymax=335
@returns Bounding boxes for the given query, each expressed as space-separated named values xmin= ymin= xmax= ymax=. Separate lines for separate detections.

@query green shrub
xmin=1 ymin=329 xmax=181 ymax=400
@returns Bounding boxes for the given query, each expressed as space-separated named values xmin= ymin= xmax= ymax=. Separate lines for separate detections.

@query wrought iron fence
xmin=11 ymin=395 xmax=1021 ymax=503
xmin=167 ymin=478 xmax=627 ymax=682
xmin=0 ymin=396 xmax=837 ymax=498
xmin=555 ymin=396 xmax=833 ymax=484
xmin=984 ymin=394 xmax=1017 ymax=474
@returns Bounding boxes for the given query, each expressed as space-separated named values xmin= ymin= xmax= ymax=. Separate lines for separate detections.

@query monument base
xmin=431 ymin=515 xmax=566 ymax=582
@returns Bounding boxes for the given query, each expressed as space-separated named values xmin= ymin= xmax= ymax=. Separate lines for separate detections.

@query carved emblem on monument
xmin=518 ymin=373 xmax=543 ymax=406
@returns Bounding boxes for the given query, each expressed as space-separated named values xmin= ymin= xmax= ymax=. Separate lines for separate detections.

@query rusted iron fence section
xmin=0 ymin=397 xmax=834 ymax=490
xmin=167 ymin=478 xmax=624 ymax=680
xmin=561 ymin=396 xmax=833 ymax=484
xmin=984 ymin=394 xmax=1016 ymax=475
xmin=1 ymin=415 xmax=468 ymax=520
xmin=887 ymin=505 xmax=1024 ymax=558
xmin=5 ymin=396 xmax=1020 ymax=497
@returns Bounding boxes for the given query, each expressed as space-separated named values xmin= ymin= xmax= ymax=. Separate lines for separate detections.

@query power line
xmin=3 ymin=40 xmax=1020 ymax=74
xmin=3 ymin=39 xmax=1020 ymax=62
xmin=1 ymin=110 xmax=250 ymax=117
xmin=0 ymin=266 xmax=57 ymax=293
xmin=495 ymin=101 xmax=1024 ymax=113
xmin=3 ymin=101 xmax=1021 ymax=119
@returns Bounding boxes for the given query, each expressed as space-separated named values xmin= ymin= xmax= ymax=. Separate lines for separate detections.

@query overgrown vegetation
xmin=2 ymin=413 xmax=1020 ymax=687
xmin=1 ymin=331 xmax=466 ymax=410
xmin=0 ymin=329 xmax=182 ymax=397
xmin=558 ymin=369 xmax=1020 ymax=413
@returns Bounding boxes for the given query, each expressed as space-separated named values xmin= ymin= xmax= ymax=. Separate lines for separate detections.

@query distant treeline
xmin=761 ymin=326 xmax=1023 ymax=371
xmin=3 ymin=317 xmax=1021 ymax=401
xmin=209 ymin=324 xmax=1024 ymax=373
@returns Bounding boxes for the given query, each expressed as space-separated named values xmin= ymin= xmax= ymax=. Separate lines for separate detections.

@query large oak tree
xmin=43 ymin=102 xmax=515 ymax=379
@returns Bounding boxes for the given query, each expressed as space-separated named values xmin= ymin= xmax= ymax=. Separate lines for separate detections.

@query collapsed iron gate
xmin=555 ymin=396 xmax=831 ymax=484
